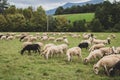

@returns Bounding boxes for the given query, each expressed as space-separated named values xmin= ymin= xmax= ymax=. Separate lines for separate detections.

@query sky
xmin=8 ymin=0 xmax=120 ymax=11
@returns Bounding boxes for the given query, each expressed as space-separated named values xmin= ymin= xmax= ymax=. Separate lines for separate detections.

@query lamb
xmin=48 ymin=37 xmax=55 ymax=41
xmin=93 ymin=55 xmax=120 ymax=76
xmin=84 ymin=49 xmax=104 ymax=64
xmin=66 ymin=47 xmax=82 ymax=61
xmin=109 ymin=61 xmax=120 ymax=76
xmin=78 ymin=42 xmax=89 ymax=49
xmin=89 ymin=43 xmax=105 ymax=52
xmin=20 ymin=44 xmax=40 ymax=55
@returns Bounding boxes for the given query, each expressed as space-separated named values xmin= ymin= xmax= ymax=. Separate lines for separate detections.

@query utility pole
xmin=47 ymin=15 xmax=49 ymax=32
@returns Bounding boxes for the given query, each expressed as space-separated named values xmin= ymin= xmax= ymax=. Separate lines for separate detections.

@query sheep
xmin=41 ymin=36 xmax=48 ymax=41
xmin=29 ymin=36 xmax=37 ymax=42
xmin=93 ymin=55 xmax=120 ymax=76
xmin=66 ymin=47 xmax=82 ymax=61
xmin=99 ymin=47 xmax=115 ymax=55
xmin=58 ymin=44 xmax=68 ymax=53
xmin=109 ymin=61 xmax=120 ymax=76
xmin=89 ymin=43 xmax=105 ymax=52
xmin=110 ymin=34 xmax=116 ymax=39
xmin=84 ymin=49 xmax=104 ymax=64
xmin=92 ymin=38 xmax=111 ymax=44
xmin=63 ymin=37 xmax=69 ymax=45
xmin=21 ymin=44 xmax=40 ymax=55
xmin=22 ymin=41 xmax=33 ymax=48
xmin=78 ymin=42 xmax=89 ymax=49
xmin=7 ymin=36 xmax=14 ymax=40
xmin=1 ymin=36 xmax=6 ymax=40
xmin=54 ymin=37 xmax=63 ymax=42
xmin=19 ymin=35 xmax=27 ymax=41
xmin=115 ymin=47 xmax=120 ymax=54
xmin=48 ymin=37 xmax=55 ymax=41
xmin=44 ymin=45 xmax=63 ymax=59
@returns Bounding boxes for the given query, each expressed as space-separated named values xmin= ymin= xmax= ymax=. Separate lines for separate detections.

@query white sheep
xmin=22 ymin=41 xmax=33 ymax=48
xmin=44 ymin=45 xmax=63 ymax=59
xmin=93 ymin=54 xmax=120 ymax=76
xmin=89 ymin=43 xmax=105 ymax=52
xmin=58 ymin=44 xmax=68 ymax=53
xmin=92 ymin=38 xmax=110 ymax=44
xmin=66 ymin=47 xmax=82 ymax=61
xmin=84 ymin=49 xmax=103 ymax=64
xmin=63 ymin=38 xmax=69 ymax=45
xmin=7 ymin=36 xmax=14 ymax=40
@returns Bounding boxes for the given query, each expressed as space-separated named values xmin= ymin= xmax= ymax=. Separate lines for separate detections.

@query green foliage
xmin=0 ymin=14 xmax=7 ymax=31
xmin=0 ymin=0 xmax=9 ymax=13
xmin=6 ymin=13 xmax=26 ymax=31
xmin=90 ymin=18 xmax=103 ymax=32
xmin=73 ymin=20 xmax=87 ymax=32
xmin=55 ymin=6 xmax=64 ymax=15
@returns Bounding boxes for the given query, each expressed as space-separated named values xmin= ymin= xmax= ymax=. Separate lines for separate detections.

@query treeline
xmin=55 ymin=3 xmax=101 ymax=15
xmin=0 ymin=0 xmax=120 ymax=32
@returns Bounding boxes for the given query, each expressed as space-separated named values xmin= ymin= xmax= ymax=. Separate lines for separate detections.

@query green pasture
xmin=0 ymin=32 xmax=120 ymax=80
xmin=55 ymin=13 xmax=95 ymax=22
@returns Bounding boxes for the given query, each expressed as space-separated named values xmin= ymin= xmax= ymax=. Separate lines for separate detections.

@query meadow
xmin=0 ymin=32 xmax=120 ymax=80
xmin=54 ymin=13 xmax=94 ymax=22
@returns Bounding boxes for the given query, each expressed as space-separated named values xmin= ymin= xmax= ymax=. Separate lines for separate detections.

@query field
xmin=0 ymin=32 xmax=120 ymax=80
xmin=54 ymin=13 xmax=95 ymax=22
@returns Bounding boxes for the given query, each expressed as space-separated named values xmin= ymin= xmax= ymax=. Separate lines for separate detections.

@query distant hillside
xmin=54 ymin=13 xmax=95 ymax=22
xmin=46 ymin=0 xmax=104 ymax=15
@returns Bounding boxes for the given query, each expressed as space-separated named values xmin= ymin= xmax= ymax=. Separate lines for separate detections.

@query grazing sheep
xmin=22 ymin=42 xmax=33 ymax=48
xmin=54 ymin=37 xmax=63 ymax=42
xmin=109 ymin=61 xmax=120 ymax=76
xmin=48 ymin=37 xmax=55 ymax=41
xmin=110 ymin=34 xmax=116 ymax=39
xmin=21 ymin=44 xmax=40 ymax=55
xmin=1 ymin=36 xmax=6 ymax=40
xmin=99 ymin=47 xmax=114 ymax=55
xmin=19 ymin=36 xmax=26 ymax=41
xmin=7 ymin=36 xmax=14 ymax=40
xmin=84 ymin=49 xmax=103 ymax=64
xmin=66 ymin=47 xmax=82 ymax=61
xmin=93 ymin=55 xmax=120 ymax=76
xmin=41 ymin=36 xmax=48 ymax=41
xmin=44 ymin=45 xmax=63 ymax=59
xmin=92 ymin=38 xmax=111 ymax=44
xmin=29 ymin=36 xmax=37 ymax=42
xmin=78 ymin=42 xmax=89 ymax=49
xmin=63 ymin=38 xmax=69 ymax=45
xmin=89 ymin=43 xmax=105 ymax=52
xmin=58 ymin=44 xmax=68 ymax=53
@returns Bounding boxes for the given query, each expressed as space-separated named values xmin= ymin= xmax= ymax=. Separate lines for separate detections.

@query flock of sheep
xmin=0 ymin=32 xmax=120 ymax=76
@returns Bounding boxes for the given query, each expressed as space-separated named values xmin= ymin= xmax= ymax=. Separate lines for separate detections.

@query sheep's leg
xmin=28 ymin=50 xmax=31 ymax=55
xmin=37 ymin=49 xmax=40 ymax=54
xmin=104 ymin=65 xmax=110 ymax=76
xmin=67 ymin=55 xmax=71 ymax=61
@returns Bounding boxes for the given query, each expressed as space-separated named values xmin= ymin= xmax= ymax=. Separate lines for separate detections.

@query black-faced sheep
xmin=78 ymin=42 xmax=89 ymax=49
xmin=20 ymin=44 xmax=40 ymax=55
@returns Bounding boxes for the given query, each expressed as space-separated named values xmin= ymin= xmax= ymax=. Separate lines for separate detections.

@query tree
xmin=90 ymin=18 xmax=103 ymax=32
xmin=0 ymin=14 xmax=7 ymax=31
xmin=55 ymin=6 xmax=64 ymax=15
xmin=0 ymin=0 xmax=9 ymax=13
xmin=6 ymin=13 xmax=26 ymax=31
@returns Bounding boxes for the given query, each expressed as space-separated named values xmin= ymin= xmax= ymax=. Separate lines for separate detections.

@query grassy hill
xmin=55 ymin=13 xmax=95 ymax=22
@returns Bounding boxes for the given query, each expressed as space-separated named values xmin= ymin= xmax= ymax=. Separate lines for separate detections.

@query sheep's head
xmin=83 ymin=58 xmax=88 ymax=64
xmin=93 ymin=64 xmax=99 ymax=74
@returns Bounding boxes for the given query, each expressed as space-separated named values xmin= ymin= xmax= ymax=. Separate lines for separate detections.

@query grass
xmin=54 ymin=13 xmax=95 ymax=22
xmin=0 ymin=32 xmax=120 ymax=80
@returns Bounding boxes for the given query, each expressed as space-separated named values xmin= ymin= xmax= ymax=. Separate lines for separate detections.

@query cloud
xmin=8 ymin=0 xmax=120 ymax=10
xmin=8 ymin=0 xmax=90 ymax=10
